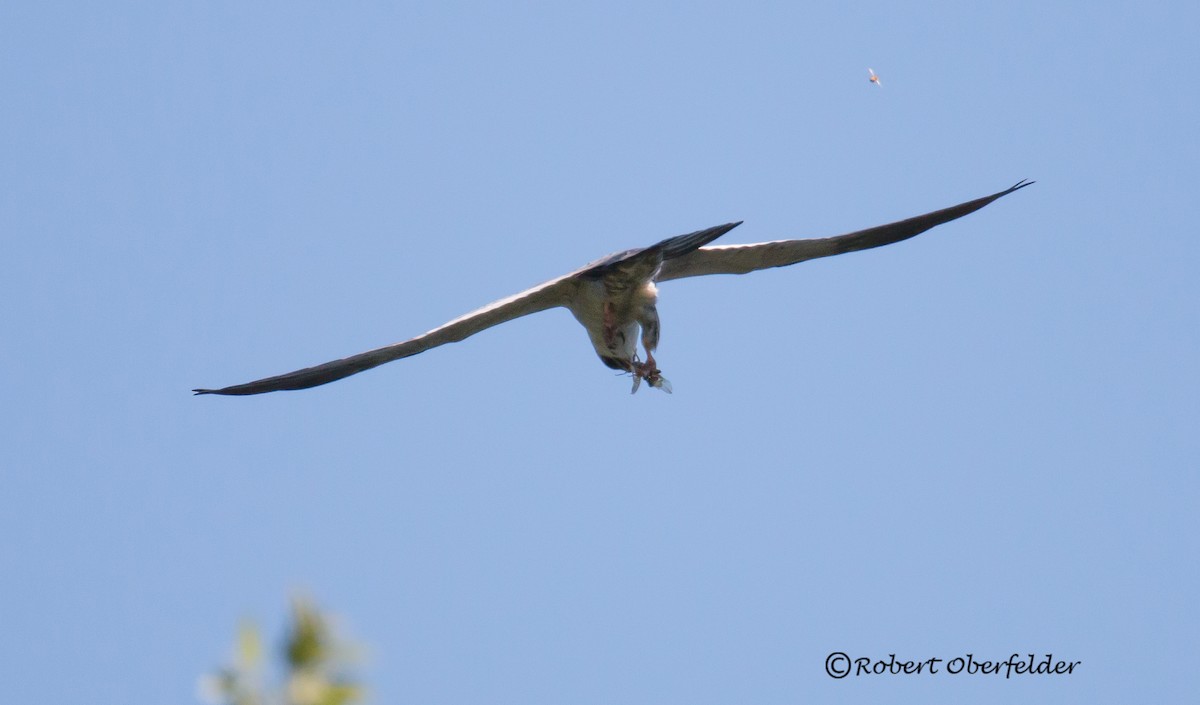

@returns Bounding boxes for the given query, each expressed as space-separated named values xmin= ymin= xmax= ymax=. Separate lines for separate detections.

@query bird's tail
xmin=653 ymin=221 xmax=743 ymax=260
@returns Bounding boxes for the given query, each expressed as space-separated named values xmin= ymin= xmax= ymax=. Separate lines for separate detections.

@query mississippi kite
xmin=194 ymin=180 xmax=1031 ymax=395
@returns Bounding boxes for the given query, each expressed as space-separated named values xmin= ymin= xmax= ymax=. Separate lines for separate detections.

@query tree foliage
xmin=200 ymin=598 xmax=364 ymax=705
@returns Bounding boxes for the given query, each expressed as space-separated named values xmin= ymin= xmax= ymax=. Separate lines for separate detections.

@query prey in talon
xmin=629 ymin=354 xmax=672 ymax=394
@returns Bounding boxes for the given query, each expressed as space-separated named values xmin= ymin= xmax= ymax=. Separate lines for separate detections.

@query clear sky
xmin=2 ymin=2 xmax=1196 ymax=703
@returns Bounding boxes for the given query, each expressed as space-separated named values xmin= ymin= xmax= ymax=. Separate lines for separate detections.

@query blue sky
xmin=2 ymin=1 xmax=1196 ymax=703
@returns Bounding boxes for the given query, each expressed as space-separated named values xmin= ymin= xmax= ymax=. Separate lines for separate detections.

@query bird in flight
xmin=194 ymin=181 xmax=1031 ymax=396
xmin=868 ymin=68 xmax=881 ymax=86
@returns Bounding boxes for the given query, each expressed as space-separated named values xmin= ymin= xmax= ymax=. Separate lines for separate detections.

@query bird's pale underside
xmin=194 ymin=180 xmax=1032 ymax=396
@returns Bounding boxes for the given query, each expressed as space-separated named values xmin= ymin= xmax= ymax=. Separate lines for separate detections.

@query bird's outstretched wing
xmin=655 ymin=181 xmax=1032 ymax=281
xmin=193 ymin=275 xmax=578 ymax=395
